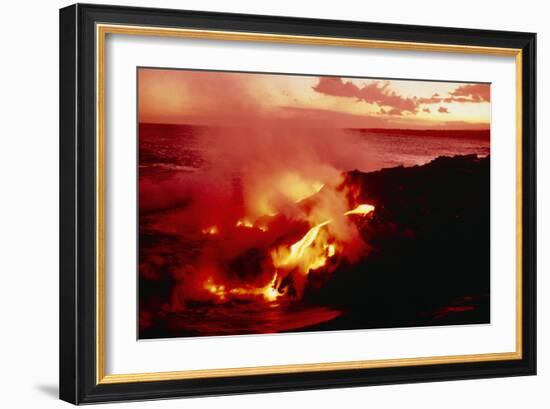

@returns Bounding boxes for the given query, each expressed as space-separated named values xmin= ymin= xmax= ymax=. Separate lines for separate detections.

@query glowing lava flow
xmin=271 ymin=203 xmax=374 ymax=276
xmin=204 ymin=272 xmax=283 ymax=302
xmin=201 ymin=226 xmax=219 ymax=235
xmin=235 ymin=218 xmax=268 ymax=232
xmin=344 ymin=204 xmax=375 ymax=216
xmin=236 ymin=219 xmax=254 ymax=228
xmin=203 ymin=203 xmax=374 ymax=303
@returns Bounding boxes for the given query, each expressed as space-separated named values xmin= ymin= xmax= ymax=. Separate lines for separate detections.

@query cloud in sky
xmin=438 ymin=106 xmax=450 ymax=114
xmin=312 ymin=77 xmax=490 ymax=116
xmin=312 ymin=77 xmax=417 ymax=115
xmin=417 ymin=94 xmax=445 ymax=104
xmin=449 ymin=84 xmax=490 ymax=102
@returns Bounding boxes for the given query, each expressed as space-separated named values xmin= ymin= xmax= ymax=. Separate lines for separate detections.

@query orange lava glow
xmin=201 ymin=225 xmax=219 ymax=235
xmin=235 ymin=218 xmax=268 ymax=232
xmin=271 ymin=203 xmax=374 ymax=278
xmin=204 ymin=272 xmax=284 ymax=302
xmin=201 ymin=199 xmax=374 ymax=304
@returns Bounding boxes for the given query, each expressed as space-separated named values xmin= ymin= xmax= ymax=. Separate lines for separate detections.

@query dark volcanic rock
xmin=303 ymin=154 xmax=490 ymax=329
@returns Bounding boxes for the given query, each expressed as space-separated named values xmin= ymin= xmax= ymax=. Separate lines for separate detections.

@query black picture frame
xmin=60 ymin=3 xmax=536 ymax=404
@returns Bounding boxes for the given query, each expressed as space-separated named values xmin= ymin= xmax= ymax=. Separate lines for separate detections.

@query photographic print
xmin=60 ymin=6 xmax=536 ymax=402
xmin=137 ymin=68 xmax=491 ymax=339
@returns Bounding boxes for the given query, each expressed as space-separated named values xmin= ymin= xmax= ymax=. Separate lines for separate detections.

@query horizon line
xmin=137 ymin=122 xmax=491 ymax=132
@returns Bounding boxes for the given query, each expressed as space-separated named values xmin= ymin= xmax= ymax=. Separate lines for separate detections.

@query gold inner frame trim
xmin=95 ymin=23 xmax=523 ymax=385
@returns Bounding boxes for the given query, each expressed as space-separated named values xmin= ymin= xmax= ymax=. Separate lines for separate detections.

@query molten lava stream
xmin=203 ymin=203 xmax=375 ymax=304
xmin=272 ymin=203 xmax=374 ymax=275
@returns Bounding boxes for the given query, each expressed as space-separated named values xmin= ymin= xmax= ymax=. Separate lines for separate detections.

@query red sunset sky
xmin=138 ymin=68 xmax=490 ymax=130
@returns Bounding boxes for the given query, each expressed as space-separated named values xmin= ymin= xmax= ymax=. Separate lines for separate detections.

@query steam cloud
xmin=139 ymin=71 xmax=377 ymax=306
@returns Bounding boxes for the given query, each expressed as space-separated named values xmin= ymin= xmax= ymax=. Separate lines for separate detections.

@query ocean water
xmin=357 ymin=129 xmax=489 ymax=170
xmin=139 ymin=124 xmax=490 ymax=179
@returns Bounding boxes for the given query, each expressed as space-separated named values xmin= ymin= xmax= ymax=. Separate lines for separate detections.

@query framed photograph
xmin=59 ymin=3 xmax=536 ymax=404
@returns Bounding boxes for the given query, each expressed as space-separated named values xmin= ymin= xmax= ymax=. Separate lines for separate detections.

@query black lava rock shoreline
xmin=302 ymin=154 xmax=490 ymax=331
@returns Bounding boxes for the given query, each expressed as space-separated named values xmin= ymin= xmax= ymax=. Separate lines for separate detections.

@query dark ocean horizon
xmin=139 ymin=123 xmax=490 ymax=180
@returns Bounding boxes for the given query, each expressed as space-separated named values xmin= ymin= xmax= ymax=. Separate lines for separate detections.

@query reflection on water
xmin=148 ymin=302 xmax=342 ymax=338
